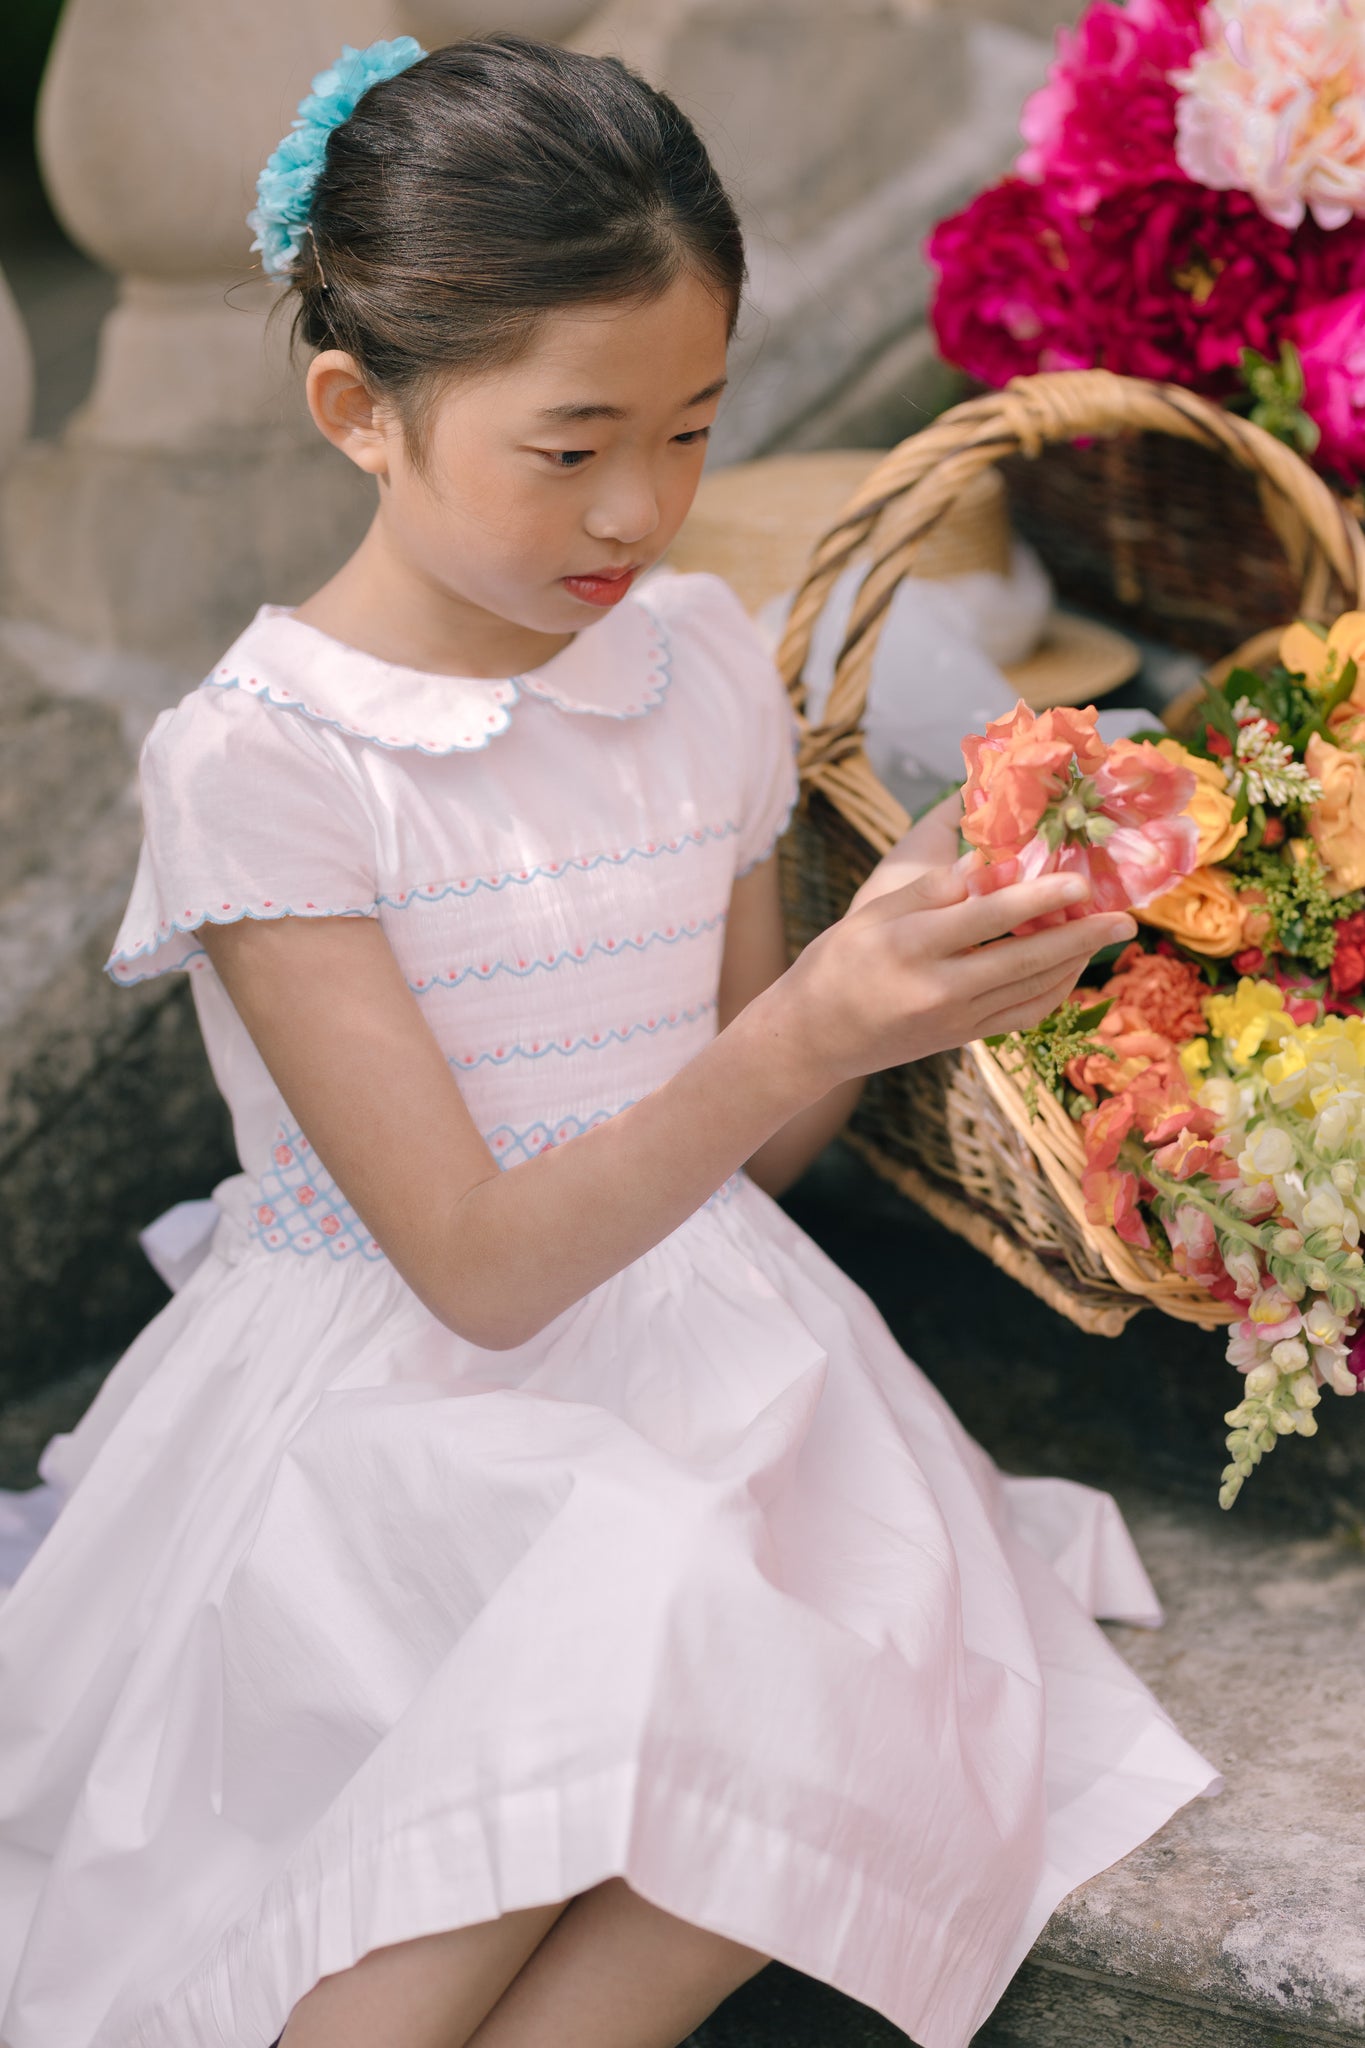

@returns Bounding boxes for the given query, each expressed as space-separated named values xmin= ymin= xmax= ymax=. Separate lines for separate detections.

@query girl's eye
xmin=674 ymin=427 xmax=711 ymax=446
xmin=541 ymin=449 xmax=593 ymax=470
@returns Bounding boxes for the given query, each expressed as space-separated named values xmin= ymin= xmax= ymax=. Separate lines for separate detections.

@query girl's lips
xmin=561 ymin=566 xmax=639 ymax=608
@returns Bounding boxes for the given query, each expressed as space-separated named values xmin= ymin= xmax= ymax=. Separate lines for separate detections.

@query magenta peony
xmin=1017 ymin=0 xmax=1203 ymax=210
xmin=1075 ymin=181 xmax=1299 ymax=388
xmin=1286 ymin=290 xmax=1365 ymax=483
xmin=927 ymin=180 xmax=1095 ymax=389
xmin=1295 ymin=215 xmax=1365 ymax=307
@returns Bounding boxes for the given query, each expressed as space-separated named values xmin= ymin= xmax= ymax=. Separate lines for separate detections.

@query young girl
xmin=0 ymin=34 xmax=1217 ymax=2048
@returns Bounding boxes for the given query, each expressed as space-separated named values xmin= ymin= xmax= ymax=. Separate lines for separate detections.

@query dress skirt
xmin=0 ymin=1175 xmax=1218 ymax=2048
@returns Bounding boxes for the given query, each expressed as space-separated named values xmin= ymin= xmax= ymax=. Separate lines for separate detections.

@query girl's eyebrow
xmin=536 ymin=378 xmax=728 ymax=424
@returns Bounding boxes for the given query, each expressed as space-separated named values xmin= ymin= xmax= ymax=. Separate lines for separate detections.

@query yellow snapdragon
xmin=1204 ymin=979 xmax=1295 ymax=1067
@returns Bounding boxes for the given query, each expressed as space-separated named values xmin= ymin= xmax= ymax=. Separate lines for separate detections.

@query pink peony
xmin=926 ymin=180 xmax=1095 ymax=388
xmin=1019 ymin=0 xmax=1203 ymax=209
xmin=1285 ymin=290 xmax=1365 ymax=484
xmin=1077 ymin=181 xmax=1299 ymax=388
xmin=962 ymin=704 xmax=1198 ymax=928
xmin=1174 ymin=0 xmax=1365 ymax=232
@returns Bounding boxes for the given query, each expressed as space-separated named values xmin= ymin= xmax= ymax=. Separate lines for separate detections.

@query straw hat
xmin=665 ymin=450 xmax=1139 ymax=710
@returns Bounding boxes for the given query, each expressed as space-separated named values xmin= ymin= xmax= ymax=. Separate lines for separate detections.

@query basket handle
xmin=776 ymin=369 xmax=1365 ymax=843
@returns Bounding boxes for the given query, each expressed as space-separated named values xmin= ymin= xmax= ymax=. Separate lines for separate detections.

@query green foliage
xmin=1182 ymin=655 xmax=1357 ymax=768
xmin=1237 ymin=844 xmax=1362 ymax=970
xmin=1237 ymin=342 xmax=1322 ymax=458
xmin=987 ymin=998 xmax=1114 ymax=1115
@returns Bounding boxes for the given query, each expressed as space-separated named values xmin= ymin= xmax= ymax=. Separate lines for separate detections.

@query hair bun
xmin=248 ymin=37 xmax=427 ymax=280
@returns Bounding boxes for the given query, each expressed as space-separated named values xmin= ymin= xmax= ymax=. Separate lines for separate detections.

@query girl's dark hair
xmin=287 ymin=34 xmax=745 ymax=460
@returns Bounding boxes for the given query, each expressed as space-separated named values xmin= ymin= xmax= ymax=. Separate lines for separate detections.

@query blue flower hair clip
xmin=248 ymin=36 xmax=427 ymax=281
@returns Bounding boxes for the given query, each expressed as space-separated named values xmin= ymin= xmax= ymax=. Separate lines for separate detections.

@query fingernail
xmin=1108 ymin=918 xmax=1138 ymax=941
xmin=1057 ymin=878 xmax=1088 ymax=903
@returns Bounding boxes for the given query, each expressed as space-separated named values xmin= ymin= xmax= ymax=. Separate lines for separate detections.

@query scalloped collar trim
xmin=201 ymin=590 xmax=672 ymax=756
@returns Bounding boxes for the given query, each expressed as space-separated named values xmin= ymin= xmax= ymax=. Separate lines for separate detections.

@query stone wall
xmin=0 ymin=0 xmax=1080 ymax=1400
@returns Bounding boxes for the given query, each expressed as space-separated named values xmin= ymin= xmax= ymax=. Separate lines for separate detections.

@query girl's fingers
xmin=957 ymin=911 xmax=1134 ymax=997
xmin=974 ymin=971 xmax=1090 ymax=1041
xmin=930 ymin=870 xmax=1093 ymax=950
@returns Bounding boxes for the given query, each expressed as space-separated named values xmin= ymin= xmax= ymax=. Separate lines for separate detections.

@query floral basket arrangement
xmin=927 ymin=0 xmax=1365 ymax=657
xmin=776 ymin=368 xmax=1365 ymax=1504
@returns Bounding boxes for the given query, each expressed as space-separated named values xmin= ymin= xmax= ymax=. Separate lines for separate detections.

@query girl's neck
xmin=292 ymin=515 xmax=577 ymax=681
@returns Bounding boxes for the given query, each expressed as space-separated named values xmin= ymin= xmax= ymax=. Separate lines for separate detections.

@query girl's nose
xmin=583 ymin=476 xmax=660 ymax=548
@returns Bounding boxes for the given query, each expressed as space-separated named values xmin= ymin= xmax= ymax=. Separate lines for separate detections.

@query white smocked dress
xmin=0 ymin=572 xmax=1217 ymax=2048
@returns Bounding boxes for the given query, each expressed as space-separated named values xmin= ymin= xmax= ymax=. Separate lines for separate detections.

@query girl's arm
xmin=719 ymin=791 xmax=968 ymax=1198
xmin=203 ymin=861 xmax=1130 ymax=1351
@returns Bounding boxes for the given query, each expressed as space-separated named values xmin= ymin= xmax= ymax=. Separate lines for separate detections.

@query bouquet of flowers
xmin=929 ymin=0 xmax=1365 ymax=486
xmin=965 ymin=612 xmax=1365 ymax=1504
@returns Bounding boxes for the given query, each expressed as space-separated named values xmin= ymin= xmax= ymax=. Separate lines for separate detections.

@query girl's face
xmin=312 ymin=268 xmax=731 ymax=644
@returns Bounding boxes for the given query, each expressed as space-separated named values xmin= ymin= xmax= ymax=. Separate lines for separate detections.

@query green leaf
xmin=1230 ymin=780 xmax=1250 ymax=826
xmin=1074 ymin=998 xmax=1115 ymax=1030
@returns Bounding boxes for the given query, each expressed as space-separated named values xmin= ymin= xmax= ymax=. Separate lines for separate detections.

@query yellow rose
xmin=1138 ymin=866 xmax=1246 ymax=957
xmin=1281 ymin=611 xmax=1365 ymax=691
xmin=1305 ymin=732 xmax=1365 ymax=893
xmin=1155 ymin=738 xmax=1246 ymax=867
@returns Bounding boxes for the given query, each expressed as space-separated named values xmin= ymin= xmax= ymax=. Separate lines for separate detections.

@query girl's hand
xmin=849 ymin=789 xmax=964 ymax=911
xmin=755 ymin=862 xmax=1134 ymax=1098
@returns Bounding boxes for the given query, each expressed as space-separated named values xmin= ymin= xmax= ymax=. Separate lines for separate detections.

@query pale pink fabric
xmin=0 ymin=572 xmax=1217 ymax=2048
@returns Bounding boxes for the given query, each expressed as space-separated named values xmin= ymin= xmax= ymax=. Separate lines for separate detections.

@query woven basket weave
xmin=777 ymin=369 xmax=1365 ymax=1337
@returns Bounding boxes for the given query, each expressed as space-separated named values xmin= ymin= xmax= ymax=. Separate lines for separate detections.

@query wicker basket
xmin=777 ymin=368 xmax=1365 ymax=1338
xmin=1001 ymin=431 xmax=1357 ymax=662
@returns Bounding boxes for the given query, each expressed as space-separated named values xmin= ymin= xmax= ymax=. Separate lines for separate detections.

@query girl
xmin=0 ymin=34 xmax=1217 ymax=2048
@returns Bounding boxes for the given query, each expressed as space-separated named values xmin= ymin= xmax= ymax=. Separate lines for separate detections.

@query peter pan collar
xmin=201 ymin=584 xmax=673 ymax=756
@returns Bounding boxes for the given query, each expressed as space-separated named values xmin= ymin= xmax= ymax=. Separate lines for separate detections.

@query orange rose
xmin=1154 ymin=738 xmax=1246 ymax=867
xmin=1306 ymin=733 xmax=1365 ymax=894
xmin=1138 ymin=867 xmax=1245 ymax=956
xmin=1281 ymin=612 xmax=1365 ymax=692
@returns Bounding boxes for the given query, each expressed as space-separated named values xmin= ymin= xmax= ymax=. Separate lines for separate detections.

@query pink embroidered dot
xmin=496 ymin=1048 xmax=506 ymax=1059
xmin=648 ymin=1018 xmax=657 ymax=1030
xmin=221 ymin=902 xmax=231 ymax=910
xmin=495 ymin=1135 xmax=507 ymax=1148
xmin=549 ymin=862 xmax=561 ymax=873
xmin=517 ymin=958 xmax=527 ymax=970
xmin=591 ymin=1033 xmax=601 ymax=1044
xmin=274 ymin=1145 xmax=293 ymax=1166
xmin=463 ymin=1054 xmax=474 ymax=1065
xmin=574 ymin=945 xmax=584 ymax=958
xmin=666 ymin=926 xmax=676 ymax=938
xmin=531 ymin=1041 xmax=541 ymax=1052
xmin=263 ymin=900 xmax=274 ymax=908
xmin=297 ymin=1186 xmax=316 ymax=1206
xmin=605 ymin=939 xmax=616 ymax=950
xmin=305 ymin=902 xmax=316 ymax=911
xmin=415 ymin=979 xmax=426 ymax=989
xmin=256 ymin=1205 xmax=275 ymax=1225
xmin=480 ymin=962 xmax=491 ymax=974
xmin=321 ymin=1216 xmax=341 ymax=1236
xmin=519 ymin=870 xmax=529 ymax=880
xmin=635 ymin=933 xmax=645 ymax=944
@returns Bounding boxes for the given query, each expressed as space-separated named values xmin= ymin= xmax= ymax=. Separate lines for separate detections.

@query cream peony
xmin=1173 ymin=0 xmax=1365 ymax=232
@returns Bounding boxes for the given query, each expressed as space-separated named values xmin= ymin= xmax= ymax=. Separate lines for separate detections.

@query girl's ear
xmin=306 ymin=351 xmax=394 ymax=477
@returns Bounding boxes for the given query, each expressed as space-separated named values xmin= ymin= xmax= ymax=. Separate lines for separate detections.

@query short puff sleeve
xmin=656 ymin=572 xmax=800 ymax=876
xmin=107 ymin=686 xmax=379 ymax=986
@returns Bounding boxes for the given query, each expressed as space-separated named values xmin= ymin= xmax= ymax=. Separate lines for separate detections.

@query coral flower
xmin=1100 ymin=940 xmax=1211 ymax=1041
xmin=962 ymin=704 xmax=1197 ymax=927
xmin=1173 ymin=0 xmax=1365 ymax=232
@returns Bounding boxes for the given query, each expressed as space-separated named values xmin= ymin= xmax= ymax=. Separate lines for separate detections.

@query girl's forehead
xmin=497 ymin=276 xmax=731 ymax=410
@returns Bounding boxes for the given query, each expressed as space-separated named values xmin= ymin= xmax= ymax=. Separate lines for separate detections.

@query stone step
xmin=684 ymin=1477 xmax=1365 ymax=2048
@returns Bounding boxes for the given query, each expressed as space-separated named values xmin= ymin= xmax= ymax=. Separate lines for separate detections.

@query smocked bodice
xmin=108 ymin=573 xmax=797 ymax=1263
